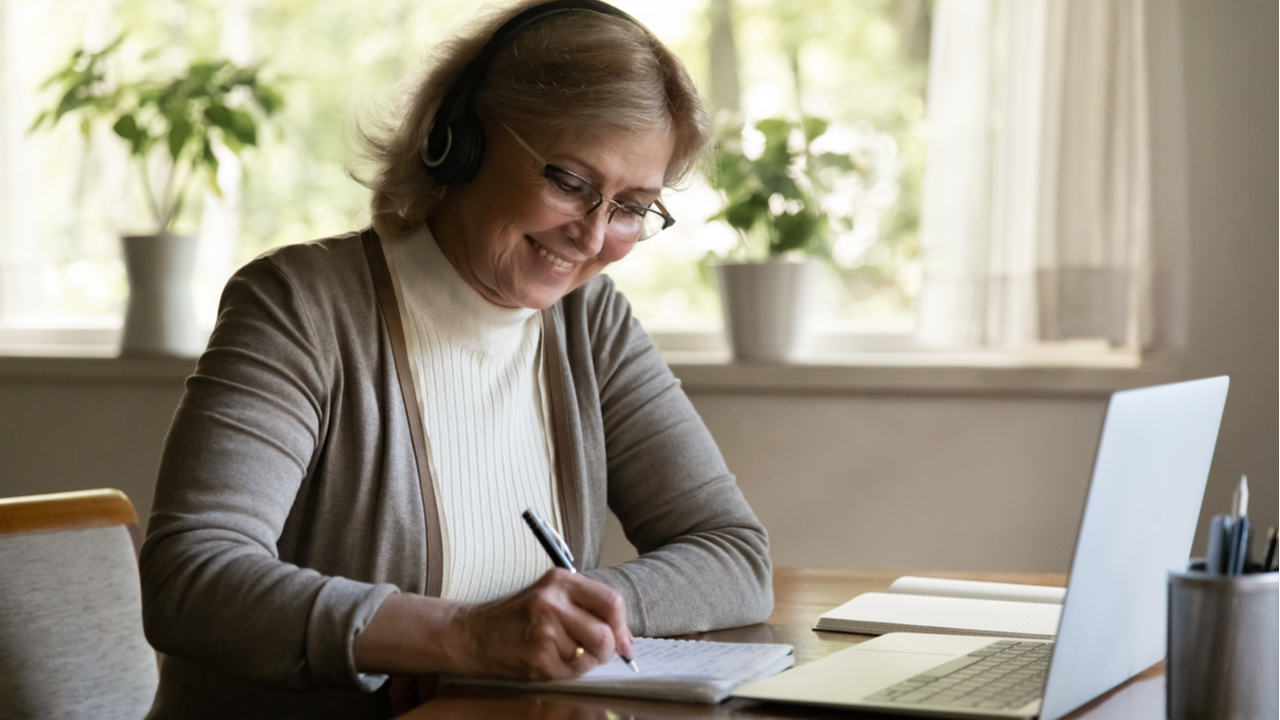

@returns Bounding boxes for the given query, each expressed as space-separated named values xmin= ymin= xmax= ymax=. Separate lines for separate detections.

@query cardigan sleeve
xmin=139 ymin=254 xmax=398 ymax=692
xmin=578 ymin=278 xmax=773 ymax=636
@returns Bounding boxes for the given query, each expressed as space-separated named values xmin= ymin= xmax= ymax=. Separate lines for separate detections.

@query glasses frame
xmin=501 ymin=123 xmax=675 ymax=241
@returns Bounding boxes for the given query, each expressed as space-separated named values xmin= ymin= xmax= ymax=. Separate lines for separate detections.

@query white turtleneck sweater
xmin=381 ymin=226 xmax=563 ymax=603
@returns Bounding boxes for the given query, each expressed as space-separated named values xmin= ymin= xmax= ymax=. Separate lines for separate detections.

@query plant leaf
xmin=773 ymin=209 xmax=818 ymax=255
xmin=202 ymin=139 xmax=222 ymax=196
xmin=203 ymin=104 xmax=235 ymax=130
xmin=802 ymin=117 xmax=829 ymax=145
xmin=712 ymin=146 xmax=750 ymax=194
xmin=812 ymin=152 xmax=855 ymax=173
xmin=53 ymin=87 xmax=86 ymax=122
xmin=253 ymin=85 xmax=283 ymax=115
xmin=228 ymin=109 xmax=257 ymax=146
xmin=112 ymin=113 xmax=139 ymax=141
xmin=27 ymin=110 xmax=50 ymax=133
xmin=723 ymin=191 xmax=769 ymax=232
xmin=168 ymin=116 xmax=192 ymax=161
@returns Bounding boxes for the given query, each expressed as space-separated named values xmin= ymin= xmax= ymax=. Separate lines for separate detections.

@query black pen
xmin=522 ymin=508 xmax=640 ymax=673
xmin=1263 ymin=526 xmax=1277 ymax=573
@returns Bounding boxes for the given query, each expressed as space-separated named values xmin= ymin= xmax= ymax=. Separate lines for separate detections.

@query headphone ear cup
xmin=426 ymin=116 xmax=485 ymax=186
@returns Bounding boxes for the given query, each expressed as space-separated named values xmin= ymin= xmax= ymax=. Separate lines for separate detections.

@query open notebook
xmin=813 ymin=576 xmax=1064 ymax=640
xmin=443 ymin=637 xmax=795 ymax=703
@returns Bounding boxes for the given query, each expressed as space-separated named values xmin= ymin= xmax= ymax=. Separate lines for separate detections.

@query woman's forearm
xmin=353 ymin=593 xmax=469 ymax=675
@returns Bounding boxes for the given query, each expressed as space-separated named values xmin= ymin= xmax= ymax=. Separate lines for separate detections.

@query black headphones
xmin=420 ymin=0 xmax=638 ymax=186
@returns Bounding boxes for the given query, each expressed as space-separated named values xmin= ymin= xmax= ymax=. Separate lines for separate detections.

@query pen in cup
xmin=1208 ymin=476 xmax=1259 ymax=576
xmin=522 ymin=507 xmax=640 ymax=673
xmin=1263 ymin=526 xmax=1278 ymax=573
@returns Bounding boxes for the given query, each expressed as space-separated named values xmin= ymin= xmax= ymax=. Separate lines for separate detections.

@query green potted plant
xmin=708 ymin=116 xmax=854 ymax=362
xmin=30 ymin=38 xmax=282 ymax=356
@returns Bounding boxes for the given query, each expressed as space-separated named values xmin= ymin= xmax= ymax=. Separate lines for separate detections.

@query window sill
xmin=664 ymin=351 xmax=1178 ymax=396
xmin=0 ymin=348 xmax=1176 ymax=395
xmin=0 ymin=326 xmax=1177 ymax=395
xmin=0 ymin=354 xmax=197 ymax=384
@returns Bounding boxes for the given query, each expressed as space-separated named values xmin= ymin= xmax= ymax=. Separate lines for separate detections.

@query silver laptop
xmin=734 ymin=376 xmax=1229 ymax=719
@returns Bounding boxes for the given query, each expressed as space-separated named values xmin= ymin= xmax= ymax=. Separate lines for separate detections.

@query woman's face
xmin=428 ymin=121 xmax=675 ymax=310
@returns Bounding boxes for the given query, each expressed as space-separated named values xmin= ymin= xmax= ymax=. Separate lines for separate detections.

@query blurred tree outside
xmin=4 ymin=0 xmax=928 ymax=332
xmin=607 ymin=0 xmax=931 ymax=330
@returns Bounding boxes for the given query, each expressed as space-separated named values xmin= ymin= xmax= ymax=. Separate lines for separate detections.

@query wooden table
xmin=396 ymin=567 xmax=1166 ymax=719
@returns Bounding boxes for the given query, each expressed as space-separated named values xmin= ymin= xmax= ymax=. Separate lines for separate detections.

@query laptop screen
xmin=1039 ymin=377 xmax=1228 ymax=720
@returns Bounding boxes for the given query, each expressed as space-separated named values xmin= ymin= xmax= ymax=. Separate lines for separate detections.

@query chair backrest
xmin=0 ymin=489 xmax=159 ymax=720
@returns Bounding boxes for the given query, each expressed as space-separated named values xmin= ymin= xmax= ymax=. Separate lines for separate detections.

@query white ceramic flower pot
xmin=715 ymin=259 xmax=817 ymax=363
xmin=119 ymin=233 xmax=203 ymax=357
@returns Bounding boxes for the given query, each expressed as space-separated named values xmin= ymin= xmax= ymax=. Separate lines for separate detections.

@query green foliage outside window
xmin=11 ymin=0 xmax=927 ymax=326
xmin=30 ymin=37 xmax=282 ymax=233
xmin=711 ymin=116 xmax=863 ymax=259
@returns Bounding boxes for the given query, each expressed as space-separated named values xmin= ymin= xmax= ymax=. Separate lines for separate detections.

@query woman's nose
xmin=570 ymin=207 xmax=610 ymax=257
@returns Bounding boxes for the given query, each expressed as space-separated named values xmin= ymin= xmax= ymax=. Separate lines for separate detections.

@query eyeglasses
xmin=502 ymin=123 xmax=675 ymax=242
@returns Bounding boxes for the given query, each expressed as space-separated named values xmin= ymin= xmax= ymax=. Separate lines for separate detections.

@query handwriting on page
xmin=580 ymin=638 xmax=776 ymax=681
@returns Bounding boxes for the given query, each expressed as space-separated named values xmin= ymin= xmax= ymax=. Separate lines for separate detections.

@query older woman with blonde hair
xmin=139 ymin=1 xmax=772 ymax=717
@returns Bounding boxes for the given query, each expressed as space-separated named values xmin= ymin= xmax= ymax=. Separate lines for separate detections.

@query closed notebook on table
xmin=814 ymin=576 xmax=1064 ymax=640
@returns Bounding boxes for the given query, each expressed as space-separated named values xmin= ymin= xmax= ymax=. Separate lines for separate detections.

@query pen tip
xmin=627 ymin=659 xmax=640 ymax=674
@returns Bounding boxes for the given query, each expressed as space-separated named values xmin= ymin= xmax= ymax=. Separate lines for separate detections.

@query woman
xmin=139 ymin=1 xmax=772 ymax=717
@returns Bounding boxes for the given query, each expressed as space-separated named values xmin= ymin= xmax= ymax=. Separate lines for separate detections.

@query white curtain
xmin=916 ymin=0 xmax=1189 ymax=351
xmin=0 ymin=0 xmax=41 ymax=318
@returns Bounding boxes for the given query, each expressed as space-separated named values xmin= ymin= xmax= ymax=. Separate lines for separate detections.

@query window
xmin=1 ymin=0 xmax=1182 ymax=362
xmin=915 ymin=0 xmax=1187 ymax=358
xmin=607 ymin=0 xmax=930 ymax=339
xmin=0 ymin=0 xmax=928 ymax=354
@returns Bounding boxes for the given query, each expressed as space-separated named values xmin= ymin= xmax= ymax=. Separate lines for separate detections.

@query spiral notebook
xmin=443 ymin=637 xmax=795 ymax=703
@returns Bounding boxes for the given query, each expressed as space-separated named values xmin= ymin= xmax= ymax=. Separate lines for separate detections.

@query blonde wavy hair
xmin=356 ymin=0 xmax=710 ymax=236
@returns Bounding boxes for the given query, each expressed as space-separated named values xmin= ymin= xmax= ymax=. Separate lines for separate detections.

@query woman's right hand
xmin=449 ymin=568 xmax=634 ymax=680
xmin=353 ymin=568 xmax=633 ymax=680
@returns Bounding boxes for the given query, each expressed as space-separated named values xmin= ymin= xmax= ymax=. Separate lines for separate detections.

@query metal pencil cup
xmin=1166 ymin=569 xmax=1278 ymax=719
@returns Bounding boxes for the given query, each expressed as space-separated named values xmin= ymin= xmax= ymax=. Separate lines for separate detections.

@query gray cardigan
xmin=139 ymin=231 xmax=772 ymax=718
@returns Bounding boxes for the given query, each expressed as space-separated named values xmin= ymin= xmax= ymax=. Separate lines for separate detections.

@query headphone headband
xmin=422 ymin=0 xmax=639 ymax=185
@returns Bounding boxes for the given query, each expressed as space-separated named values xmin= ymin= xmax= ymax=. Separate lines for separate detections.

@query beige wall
xmin=0 ymin=376 xmax=183 ymax=523
xmin=1176 ymin=0 xmax=1278 ymax=560
xmin=1 ymin=0 xmax=1275 ymax=577
xmin=622 ymin=391 xmax=1109 ymax=573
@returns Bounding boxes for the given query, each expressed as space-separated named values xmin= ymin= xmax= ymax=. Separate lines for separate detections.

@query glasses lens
xmin=639 ymin=209 xmax=670 ymax=240
xmin=541 ymin=167 xmax=672 ymax=242
xmin=543 ymin=168 xmax=600 ymax=217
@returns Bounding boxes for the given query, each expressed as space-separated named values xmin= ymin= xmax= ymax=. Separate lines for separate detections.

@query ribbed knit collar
xmin=386 ymin=224 xmax=538 ymax=354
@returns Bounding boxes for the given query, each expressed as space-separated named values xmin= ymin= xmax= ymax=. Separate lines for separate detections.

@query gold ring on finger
xmin=572 ymin=646 xmax=585 ymax=661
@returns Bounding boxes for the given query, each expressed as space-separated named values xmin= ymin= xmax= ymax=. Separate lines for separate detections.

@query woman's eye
xmin=551 ymin=175 xmax=588 ymax=195
xmin=619 ymin=205 xmax=648 ymax=219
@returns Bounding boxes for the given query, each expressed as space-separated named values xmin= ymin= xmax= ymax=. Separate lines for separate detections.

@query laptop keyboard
xmin=865 ymin=639 xmax=1053 ymax=711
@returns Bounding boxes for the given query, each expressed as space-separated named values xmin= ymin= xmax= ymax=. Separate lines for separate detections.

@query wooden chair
xmin=0 ymin=489 xmax=159 ymax=720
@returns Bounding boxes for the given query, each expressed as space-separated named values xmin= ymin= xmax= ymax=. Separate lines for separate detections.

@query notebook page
xmin=889 ymin=576 xmax=1066 ymax=605
xmin=574 ymin=637 xmax=786 ymax=681
xmin=815 ymin=592 xmax=1061 ymax=639
xmin=443 ymin=637 xmax=795 ymax=703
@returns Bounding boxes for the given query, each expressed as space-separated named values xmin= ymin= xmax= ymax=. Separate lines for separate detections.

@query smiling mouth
xmin=527 ymin=237 xmax=574 ymax=269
